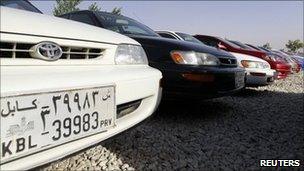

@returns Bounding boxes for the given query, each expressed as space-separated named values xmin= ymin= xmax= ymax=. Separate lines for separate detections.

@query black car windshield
xmin=0 ymin=0 xmax=42 ymax=13
xmin=95 ymin=12 xmax=159 ymax=37
xmin=176 ymin=32 xmax=204 ymax=44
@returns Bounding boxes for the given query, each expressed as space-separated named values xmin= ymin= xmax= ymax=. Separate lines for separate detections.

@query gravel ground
xmin=38 ymin=72 xmax=303 ymax=171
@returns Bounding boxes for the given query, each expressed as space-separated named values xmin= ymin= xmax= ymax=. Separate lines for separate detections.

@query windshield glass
xmin=229 ymin=40 xmax=255 ymax=50
xmin=0 ymin=0 xmax=42 ymax=13
xmin=96 ymin=12 xmax=159 ymax=37
xmin=214 ymin=37 xmax=242 ymax=48
xmin=258 ymin=46 xmax=271 ymax=52
xmin=176 ymin=32 xmax=204 ymax=44
xmin=246 ymin=44 xmax=260 ymax=50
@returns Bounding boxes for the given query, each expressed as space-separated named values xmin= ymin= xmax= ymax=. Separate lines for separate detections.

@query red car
xmin=193 ymin=35 xmax=291 ymax=79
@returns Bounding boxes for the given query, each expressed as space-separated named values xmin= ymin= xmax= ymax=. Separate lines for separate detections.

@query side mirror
xmin=217 ymin=42 xmax=227 ymax=50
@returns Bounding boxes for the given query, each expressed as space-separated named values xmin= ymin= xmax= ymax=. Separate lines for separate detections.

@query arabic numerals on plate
xmin=51 ymin=112 xmax=100 ymax=141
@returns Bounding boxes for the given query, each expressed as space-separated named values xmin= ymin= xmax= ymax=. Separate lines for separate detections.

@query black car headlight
xmin=170 ymin=51 xmax=220 ymax=66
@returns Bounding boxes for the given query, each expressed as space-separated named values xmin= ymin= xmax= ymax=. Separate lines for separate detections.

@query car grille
xmin=218 ymin=57 xmax=237 ymax=66
xmin=0 ymin=42 xmax=104 ymax=59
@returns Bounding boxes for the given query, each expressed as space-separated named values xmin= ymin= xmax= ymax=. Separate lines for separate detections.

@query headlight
xmin=170 ymin=51 xmax=220 ymax=66
xmin=114 ymin=44 xmax=148 ymax=65
xmin=241 ymin=60 xmax=270 ymax=69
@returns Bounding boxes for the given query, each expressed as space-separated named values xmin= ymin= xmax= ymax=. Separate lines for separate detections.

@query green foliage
xmin=88 ymin=2 xmax=101 ymax=11
xmin=53 ymin=0 xmax=122 ymax=16
xmin=285 ymin=39 xmax=304 ymax=52
xmin=53 ymin=0 xmax=82 ymax=16
xmin=262 ymin=43 xmax=271 ymax=49
xmin=111 ymin=7 xmax=122 ymax=15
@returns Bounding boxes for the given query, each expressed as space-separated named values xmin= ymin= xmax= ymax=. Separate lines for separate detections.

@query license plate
xmin=0 ymin=86 xmax=115 ymax=163
xmin=235 ymin=72 xmax=245 ymax=88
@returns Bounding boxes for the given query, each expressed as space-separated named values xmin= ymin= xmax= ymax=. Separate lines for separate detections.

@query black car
xmin=60 ymin=11 xmax=245 ymax=100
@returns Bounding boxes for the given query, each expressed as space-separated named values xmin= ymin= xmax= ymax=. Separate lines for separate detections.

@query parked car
xmin=246 ymin=44 xmax=301 ymax=73
xmin=157 ymin=31 xmax=275 ymax=86
xmin=0 ymin=5 xmax=162 ymax=170
xmin=227 ymin=40 xmax=295 ymax=76
xmin=291 ymin=55 xmax=304 ymax=69
xmin=271 ymin=50 xmax=301 ymax=73
xmin=229 ymin=52 xmax=276 ymax=86
xmin=60 ymin=11 xmax=246 ymax=100
xmin=193 ymin=35 xmax=291 ymax=79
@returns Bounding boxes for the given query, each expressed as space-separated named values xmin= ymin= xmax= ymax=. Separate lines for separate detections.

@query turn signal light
xmin=171 ymin=52 xmax=185 ymax=64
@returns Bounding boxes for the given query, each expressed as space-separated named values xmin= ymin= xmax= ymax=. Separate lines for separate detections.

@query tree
xmin=88 ymin=2 xmax=101 ymax=11
xmin=285 ymin=39 xmax=304 ymax=53
xmin=53 ymin=0 xmax=122 ymax=16
xmin=53 ymin=0 xmax=82 ymax=16
xmin=262 ymin=43 xmax=271 ymax=49
xmin=111 ymin=7 xmax=122 ymax=15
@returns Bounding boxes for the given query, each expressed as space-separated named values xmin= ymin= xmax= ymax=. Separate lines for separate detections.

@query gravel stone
xmin=36 ymin=72 xmax=303 ymax=170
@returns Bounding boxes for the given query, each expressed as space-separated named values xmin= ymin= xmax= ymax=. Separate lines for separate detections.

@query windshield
xmin=258 ymin=46 xmax=271 ymax=52
xmin=214 ymin=37 xmax=242 ymax=49
xmin=176 ymin=32 xmax=204 ymax=44
xmin=247 ymin=44 xmax=269 ymax=52
xmin=246 ymin=44 xmax=260 ymax=50
xmin=0 ymin=0 xmax=42 ymax=13
xmin=96 ymin=12 xmax=159 ymax=37
xmin=229 ymin=40 xmax=255 ymax=50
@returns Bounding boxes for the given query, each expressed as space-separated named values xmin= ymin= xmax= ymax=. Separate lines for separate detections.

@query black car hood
xmin=128 ymin=35 xmax=235 ymax=58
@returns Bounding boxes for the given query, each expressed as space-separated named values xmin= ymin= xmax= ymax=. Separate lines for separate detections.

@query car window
xmin=60 ymin=14 xmax=70 ymax=19
xmin=246 ymin=44 xmax=261 ymax=51
xmin=199 ymin=37 xmax=220 ymax=48
xmin=121 ymin=25 xmax=149 ymax=35
xmin=258 ymin=47 xmax=271 ymax=52
xmin=95 ymin=12 xmax=159 ymax=37
xmin=229 ymin=40 xmax=253 ymax=50
xmin=176 ymin=32 xmax=204 ymax=44
xmin=70 ymin=13 xmax=96 ymax=26
xmin=0 ymin=0 xmax=42 ymax=13
xmin=158 ymin=33 xmax=177 ymax=39
xmin=214 ymin=37 xmax=242 ymax=48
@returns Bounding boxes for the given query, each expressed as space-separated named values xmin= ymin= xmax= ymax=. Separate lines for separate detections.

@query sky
xmin=30 ymin=1 xmax=303 ymax=50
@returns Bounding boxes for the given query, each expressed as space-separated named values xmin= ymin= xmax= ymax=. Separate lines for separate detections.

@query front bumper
xmin=245 ymin=68 xmax=276 ymax=86
xmin=156 ymin=64 xmax=245 ymax=100
xmin=0 ymin=65 xmax=162 ymax=170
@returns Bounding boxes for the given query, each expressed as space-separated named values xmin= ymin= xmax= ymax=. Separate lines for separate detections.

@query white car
xmin=0 ymin=6 xmax=162 ymax=170
xmin=229 ymin=52 xmax=276 ymax=86
xmin=156 ymin=31 xmax=275 ymax=86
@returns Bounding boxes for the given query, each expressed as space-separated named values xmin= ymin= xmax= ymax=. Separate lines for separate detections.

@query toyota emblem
xmin=30 ymin=42 xmax=63 ymax=61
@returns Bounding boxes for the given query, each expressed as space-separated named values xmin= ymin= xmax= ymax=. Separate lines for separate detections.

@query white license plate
xmin=0 ymin=86 xmax=115 ymax=163
xmin=235 ymin=72 xmax=245 ymax=88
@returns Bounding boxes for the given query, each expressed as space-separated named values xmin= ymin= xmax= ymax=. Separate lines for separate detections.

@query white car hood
xmin=230 ymin=52 xmax=267 ymax=63
xmin=0 ymin=7 xmax=139 ymax=45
